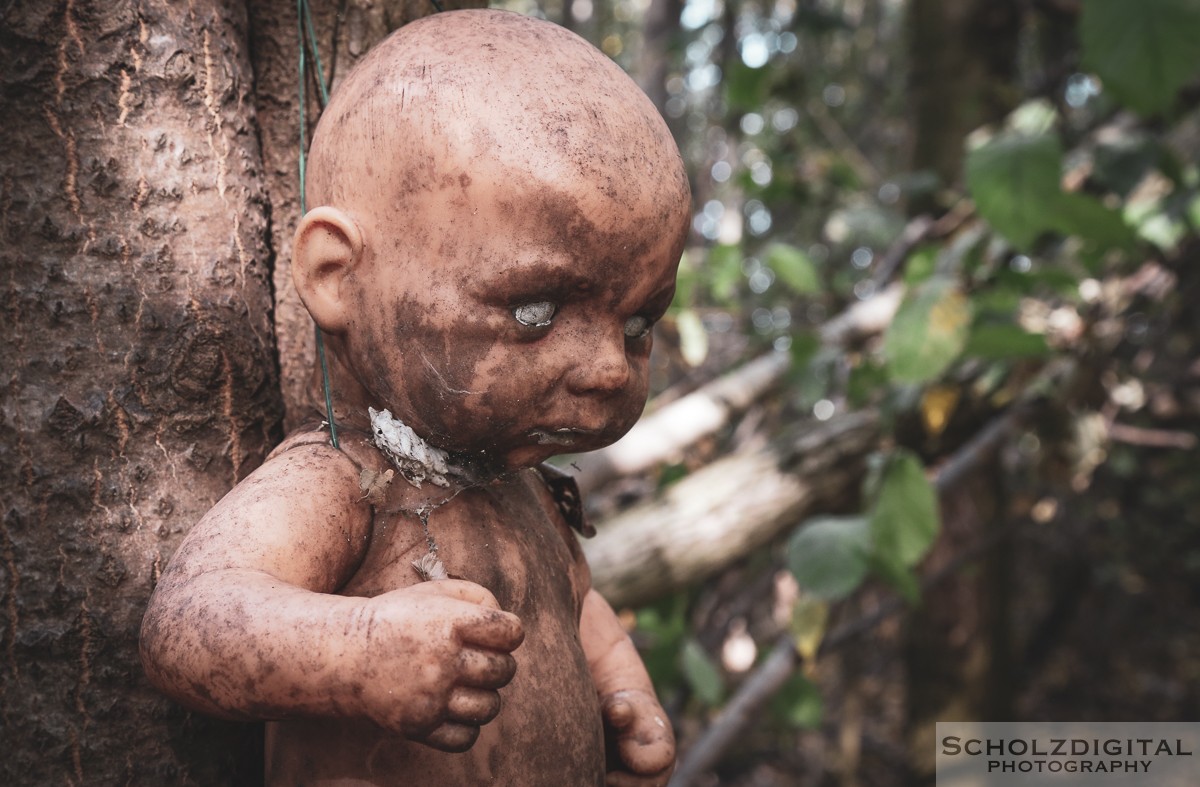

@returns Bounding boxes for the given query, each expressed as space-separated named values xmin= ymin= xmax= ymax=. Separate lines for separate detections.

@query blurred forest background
xmin=515 ymin=0 xmax=1200 ymax=783
xmin=3 ymin=0 xmax=1199 ymax=784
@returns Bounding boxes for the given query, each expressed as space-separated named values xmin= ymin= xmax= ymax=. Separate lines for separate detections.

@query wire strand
xmin=298 ymin=0 xmax=340 ymax=449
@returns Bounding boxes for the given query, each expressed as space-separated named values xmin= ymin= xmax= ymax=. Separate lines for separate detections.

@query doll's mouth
xmin=527 ymin=427 xmax=600 ymax=446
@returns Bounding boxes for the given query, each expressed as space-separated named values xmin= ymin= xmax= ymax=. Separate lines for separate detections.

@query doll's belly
xmin=264 ymin=632 xmax=605 ymax=787
xmin=266 ymin=475 xmax=606 ymax=784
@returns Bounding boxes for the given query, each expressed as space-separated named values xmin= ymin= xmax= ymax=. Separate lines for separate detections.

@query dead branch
xmin=585 ymin=411 xmax=881 ymax=608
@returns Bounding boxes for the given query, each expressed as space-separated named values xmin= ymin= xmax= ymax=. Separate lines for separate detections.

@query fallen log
xmin=585 ymin=410 xmax=881 ymax=608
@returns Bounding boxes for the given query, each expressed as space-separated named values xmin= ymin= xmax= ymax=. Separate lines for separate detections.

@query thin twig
xmin=869 ymin=214 xmax=934 ymax=287
xmin=1107 ymin=422 xmax=1197 ymax=450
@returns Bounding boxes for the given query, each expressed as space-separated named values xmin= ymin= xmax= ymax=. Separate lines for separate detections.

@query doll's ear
xmin=292 ymin=207 xmax=364 ymax=334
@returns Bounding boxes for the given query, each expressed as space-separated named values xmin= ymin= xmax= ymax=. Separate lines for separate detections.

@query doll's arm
xmin=139 ymin=444 xmax=523 ymax=752
xmin=581 ymin=589 xmax=675 ymax=787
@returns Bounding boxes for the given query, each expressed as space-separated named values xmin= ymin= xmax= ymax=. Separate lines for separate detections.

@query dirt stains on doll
xmin=142 ymin=10 xmax=688 ymax=786
xmin=293 ymin=0 xmax=691 ymax=511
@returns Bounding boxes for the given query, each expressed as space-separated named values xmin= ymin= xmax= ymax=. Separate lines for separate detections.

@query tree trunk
xmin=907 ymin=0 xmax=1020 ymax=206
xmin=1 ymin=1 xmax=281 ymax=782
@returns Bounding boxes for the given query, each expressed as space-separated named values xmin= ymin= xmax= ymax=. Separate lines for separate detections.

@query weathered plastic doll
xmin=140 ymin=9 xmax=691 ymax=786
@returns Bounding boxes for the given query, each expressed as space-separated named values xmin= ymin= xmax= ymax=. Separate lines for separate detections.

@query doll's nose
xmin=565 ymin=332 xmax=631 ymax=395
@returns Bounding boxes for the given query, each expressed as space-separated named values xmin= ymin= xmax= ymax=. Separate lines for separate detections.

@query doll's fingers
xmin=602 ymin=697 xmax=634 ymax=729
xmin=620 ymin=736 xmax=676 ymax=775
xmin=446 ymin=687 xmax=502 ymax=725
xmin=605 ymin=770 xmax=672 ymax=787
xmin=457 ymin=646 xmax=518 ymax=688
xmin=456 ymin=607 xmax=525 ymax=653
xmin=420 ymin=722 xmax=480 ymax=753
xmin=414 ymin=578 xmax=503 ymax=609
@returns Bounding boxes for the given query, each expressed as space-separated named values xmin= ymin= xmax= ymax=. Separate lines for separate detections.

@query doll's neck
xmin=302 ymin=335 xmax=375 ymax=433
xmin=303 ymin=337 xmax=507 ymax=486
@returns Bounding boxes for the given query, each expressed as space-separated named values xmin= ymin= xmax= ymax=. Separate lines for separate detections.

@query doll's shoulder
xmin=269 ymin=423 xmax=393 ymax=478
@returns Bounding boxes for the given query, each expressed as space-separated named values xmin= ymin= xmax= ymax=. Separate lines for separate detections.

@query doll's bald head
xmin=304 ymin=9 xmax=689 ymax=228
xmin=293 ymin=10 xmax=691 ymax=458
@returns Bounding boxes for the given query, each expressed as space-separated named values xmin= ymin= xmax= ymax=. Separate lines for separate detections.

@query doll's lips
xmin=527 ymin=427 xmax=600 ymax=446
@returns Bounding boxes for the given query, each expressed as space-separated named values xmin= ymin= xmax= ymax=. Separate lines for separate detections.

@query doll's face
xmin=346 ymin=164 xmax=685 ymax=470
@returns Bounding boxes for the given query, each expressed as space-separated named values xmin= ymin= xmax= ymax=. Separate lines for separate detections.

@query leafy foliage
xmin=883 ymin=278 xmax=973 ymax=383
xmin=680 ymin=638 xmax=725 ymax=706
xmin=769 ymin=674 xmax=823 ymax=729
xmin=765 ymin=243 xmax=822 ymax=295
xmin=965 ymin=133 xmax=1065 ymax=249
xmin=786 ymin=516 xmax=871 ymax=601
xmin=1081 ymin=0 xmax=1200 ymax=115
xmin=868 ymin=450 xmax=940 ymax=569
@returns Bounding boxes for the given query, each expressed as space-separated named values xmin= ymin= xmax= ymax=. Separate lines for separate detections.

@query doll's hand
xmin=357 ymin=579 xmax=524 ymax=752
xmin=601 ymin=689 xmax=675 ymax=787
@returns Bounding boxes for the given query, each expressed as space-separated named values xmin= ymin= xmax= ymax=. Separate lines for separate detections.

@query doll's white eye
xmin=513 ymin=301 xmax=556 ymax=327
xmin=624 ymin=315 xmax=651 ymax=339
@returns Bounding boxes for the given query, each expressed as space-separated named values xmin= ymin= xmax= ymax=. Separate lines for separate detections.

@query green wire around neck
xmin=297 ymin=0 xmax=338 ymax=448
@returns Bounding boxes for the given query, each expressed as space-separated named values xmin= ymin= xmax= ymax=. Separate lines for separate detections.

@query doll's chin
xmin=502 ymin=440 xmax=603 ymax=470
xmin=499 ymin=444 xmax=564 ymax=470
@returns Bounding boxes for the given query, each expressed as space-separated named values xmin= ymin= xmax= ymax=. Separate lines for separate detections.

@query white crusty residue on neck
xmin=368 ymin=407 xmax=452 ymax=489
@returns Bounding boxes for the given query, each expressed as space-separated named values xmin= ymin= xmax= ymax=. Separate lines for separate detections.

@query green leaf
xmin=669 ymin=253 xmax=698 ymax=313
xmin=972 ymin=287 xmax=1024 ymax=316
xmin=786 ymin=516 xmax=872 ymax=601
xmin=1051 ymin=192 xmax=1138 ymax=251
xmin=766 ymin=243 xmax=822 ymax=295
xmin=1081 ymin=0 xmax=1200 ymax=116
xmin=870 ymin=551 xmax=921 ymax=603
xmin=868 ymin=450 xmax=939 ymax=568
xmin=964 ymin=324 xmax=1051 ymax=360
xmin=883 ymin=278 xmax=974 ymax=383
xmin=903 ymin=245 xmax=939 ymax=286
xmin=792 ymin=347 xmax=839 ymax=408
xmin=681 ymin=639 xmax=725 ymax=706
xmin=1091 ymin=135 xmax=1166 ymax=197
xmin=966 ymin=133 xmax=1063 ymax=249
xmin=658 ymin=462 xmax=689 ymax=489
xmin=770 ymin=674 xmax=824 ymax=729
xmin=846 ymin=359 xmax=889 ymax=408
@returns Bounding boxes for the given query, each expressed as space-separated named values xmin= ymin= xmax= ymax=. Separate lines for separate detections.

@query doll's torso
xmin=264 ymin=431 xmax=605 ymax=786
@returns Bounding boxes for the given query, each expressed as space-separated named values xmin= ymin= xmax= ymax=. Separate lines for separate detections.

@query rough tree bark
xmin=1 ymin=1 xmax=280 ymax=782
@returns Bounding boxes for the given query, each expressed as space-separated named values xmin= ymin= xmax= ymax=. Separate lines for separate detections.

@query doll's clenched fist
xmin=357 ymin=580 xmax=524 ymax=751
xmin=602 ymin=689 xmax=676 ymax=786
